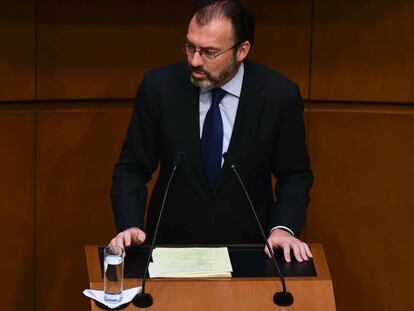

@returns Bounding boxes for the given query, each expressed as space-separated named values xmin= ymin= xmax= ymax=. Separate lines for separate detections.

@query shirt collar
xmin=200 ymin=62 xmax=244 ymax=98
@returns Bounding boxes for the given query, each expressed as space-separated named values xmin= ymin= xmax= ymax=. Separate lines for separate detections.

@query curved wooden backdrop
xmin=1 ymin=1 xmax=414 ymax=311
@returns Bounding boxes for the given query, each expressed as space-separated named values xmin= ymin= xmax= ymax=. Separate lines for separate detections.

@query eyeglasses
xmin=182 ymin=41 xmax=240 ymax=61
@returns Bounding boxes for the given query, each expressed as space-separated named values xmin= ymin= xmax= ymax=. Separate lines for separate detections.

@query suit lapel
xmin=175 ymin=67 xmax=211 ymax=197
xmin=215 ymin=61 xmax=264 ymax=193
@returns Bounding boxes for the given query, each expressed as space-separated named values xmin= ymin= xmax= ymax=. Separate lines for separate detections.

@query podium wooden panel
xmin=85 ymin=244 xmax=335 ymax=310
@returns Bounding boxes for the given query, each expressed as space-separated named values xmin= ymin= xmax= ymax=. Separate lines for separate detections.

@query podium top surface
xmin=96 ymin=244 xmax=317 ymax=279
xmin=85 ymin=244 xmax=336 ymax=311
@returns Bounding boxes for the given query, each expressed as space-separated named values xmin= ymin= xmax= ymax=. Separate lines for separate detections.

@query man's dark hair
xmin=195 ymin=0 xmax=255 ymax=47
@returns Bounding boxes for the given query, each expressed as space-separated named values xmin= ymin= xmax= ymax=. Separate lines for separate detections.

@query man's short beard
xmin=189 ymin=56 xmax=237 ymax=88
xmin=190 ymin=75 xmax=214 ymax=88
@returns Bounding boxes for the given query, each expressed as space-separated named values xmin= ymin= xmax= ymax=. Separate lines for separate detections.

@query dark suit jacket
xmin=111 ymin=60 xmax=313 ymax=244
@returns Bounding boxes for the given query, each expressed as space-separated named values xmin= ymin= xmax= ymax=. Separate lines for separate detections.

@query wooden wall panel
xmin=37 ymin=0 xmax=193 ymax=100
xmin=36 ymin=106 xmax=132 ymax=311
xmin=311 ymin=0 xmax=414 ymax=102
xmin=0 ymin=112 xmax=35 ymax=311
xmin=306 ymin=104 xmax=414 ymax=310
xmin=36 ymin=0 xmax=311 ymax=100
xmin=244 ymin=0 xmax=312 ymax=99
xmin=0 ymin=0 xmax=35 ymax=100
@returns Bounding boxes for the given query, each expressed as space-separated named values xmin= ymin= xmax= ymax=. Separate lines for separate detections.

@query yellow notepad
xmin=149 ymin=247 xmax=233 ymax=278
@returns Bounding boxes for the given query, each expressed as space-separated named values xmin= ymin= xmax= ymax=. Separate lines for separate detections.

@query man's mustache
xmin=189 ymin=66 xmax=208 ymax=74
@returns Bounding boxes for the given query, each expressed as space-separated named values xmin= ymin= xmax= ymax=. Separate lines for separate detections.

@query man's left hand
xmin=265 ymin=228 xmax=313 ymax=262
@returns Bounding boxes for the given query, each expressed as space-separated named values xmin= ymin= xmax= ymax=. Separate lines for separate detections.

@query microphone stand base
xmin=273 ymin=291 xmax=294 ymax=306
xmin=133 ymin=292 xmax=153 ymax=308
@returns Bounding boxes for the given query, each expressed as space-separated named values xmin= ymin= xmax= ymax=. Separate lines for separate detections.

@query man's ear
xmin=236 ymin=41 xmax=251 ymax=62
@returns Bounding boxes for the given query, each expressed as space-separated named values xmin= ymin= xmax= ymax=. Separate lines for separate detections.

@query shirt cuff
xmin=270 ymin=226 xmax=294 ymax=236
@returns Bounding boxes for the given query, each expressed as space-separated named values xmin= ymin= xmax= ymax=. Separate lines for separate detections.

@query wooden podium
xmin=85 ymin=244 xmax=335 ymax=310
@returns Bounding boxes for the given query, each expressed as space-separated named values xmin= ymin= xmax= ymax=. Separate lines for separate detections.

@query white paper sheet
xmin=83 ymin=287 xmax=141 ymax=309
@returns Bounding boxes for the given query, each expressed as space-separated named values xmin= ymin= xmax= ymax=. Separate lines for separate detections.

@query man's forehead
xmin=187 ymin=16 xmax=234 ymax=47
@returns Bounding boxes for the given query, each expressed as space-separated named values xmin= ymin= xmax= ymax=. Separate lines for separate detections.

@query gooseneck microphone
xmin=133 ymin=151 xmax=186 ymax=308
xmin=222 ymin=152 xmax=294 ymax=307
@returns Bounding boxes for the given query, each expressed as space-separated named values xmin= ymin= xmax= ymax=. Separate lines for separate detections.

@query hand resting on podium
xmin=108 ymin=227 xmax=312 ymax=263
xmin=109 ymin=227 xmax=146 ymax=249
xmin=265 ymin=228 xmax=313 ymax=263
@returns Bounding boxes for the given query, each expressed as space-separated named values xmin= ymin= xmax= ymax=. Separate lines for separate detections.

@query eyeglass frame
xmin=182 ymin=40 xmax=241 ymax=61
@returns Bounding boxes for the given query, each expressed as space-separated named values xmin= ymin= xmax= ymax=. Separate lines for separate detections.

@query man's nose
xmin=189 ymin=51 xmax=204 ymax=68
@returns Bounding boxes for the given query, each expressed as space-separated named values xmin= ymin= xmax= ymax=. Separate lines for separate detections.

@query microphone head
xmin=273 ymin=291 xmax=294 ymax=306
xmin=222 ymin=152 xmax=235 ymax=167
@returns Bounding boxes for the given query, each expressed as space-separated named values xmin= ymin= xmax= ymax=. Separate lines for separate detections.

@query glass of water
xmin=104 ymin=246 xmax=125 ymax=303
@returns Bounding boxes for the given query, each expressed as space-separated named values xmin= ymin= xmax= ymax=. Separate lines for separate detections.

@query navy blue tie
xmin=201 ymin=88 xmax=227 ymax=189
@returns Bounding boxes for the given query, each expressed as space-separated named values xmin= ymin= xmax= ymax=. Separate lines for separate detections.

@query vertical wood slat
xmin=311 ymin=0 xmax=414 ymax=102
xmin=0 ymin=0 xmax=35 ymax=100
xmin=306 ymin=104 xmax=414 ymax=311
xmin=36 ymin=0 xmax=192 ymax=100
xmin=245 ymin=0 xmax=312 ymax=99
xmin=0 ymin=112 xmax=35 ymax=311
xmin=36 ymin=106 xmax=132 ymax=311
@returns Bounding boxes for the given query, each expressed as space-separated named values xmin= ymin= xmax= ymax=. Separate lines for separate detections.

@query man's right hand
xmin=109 ymin=227 xmax=146 ymax=249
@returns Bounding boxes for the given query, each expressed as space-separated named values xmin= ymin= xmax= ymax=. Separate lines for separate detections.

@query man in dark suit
xmin=109 ymin=0 xmax=313 ymax=262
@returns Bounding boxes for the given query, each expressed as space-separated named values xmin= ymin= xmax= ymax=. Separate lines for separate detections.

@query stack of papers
xmin=149 ymin=247 xmax=233 ymax=278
